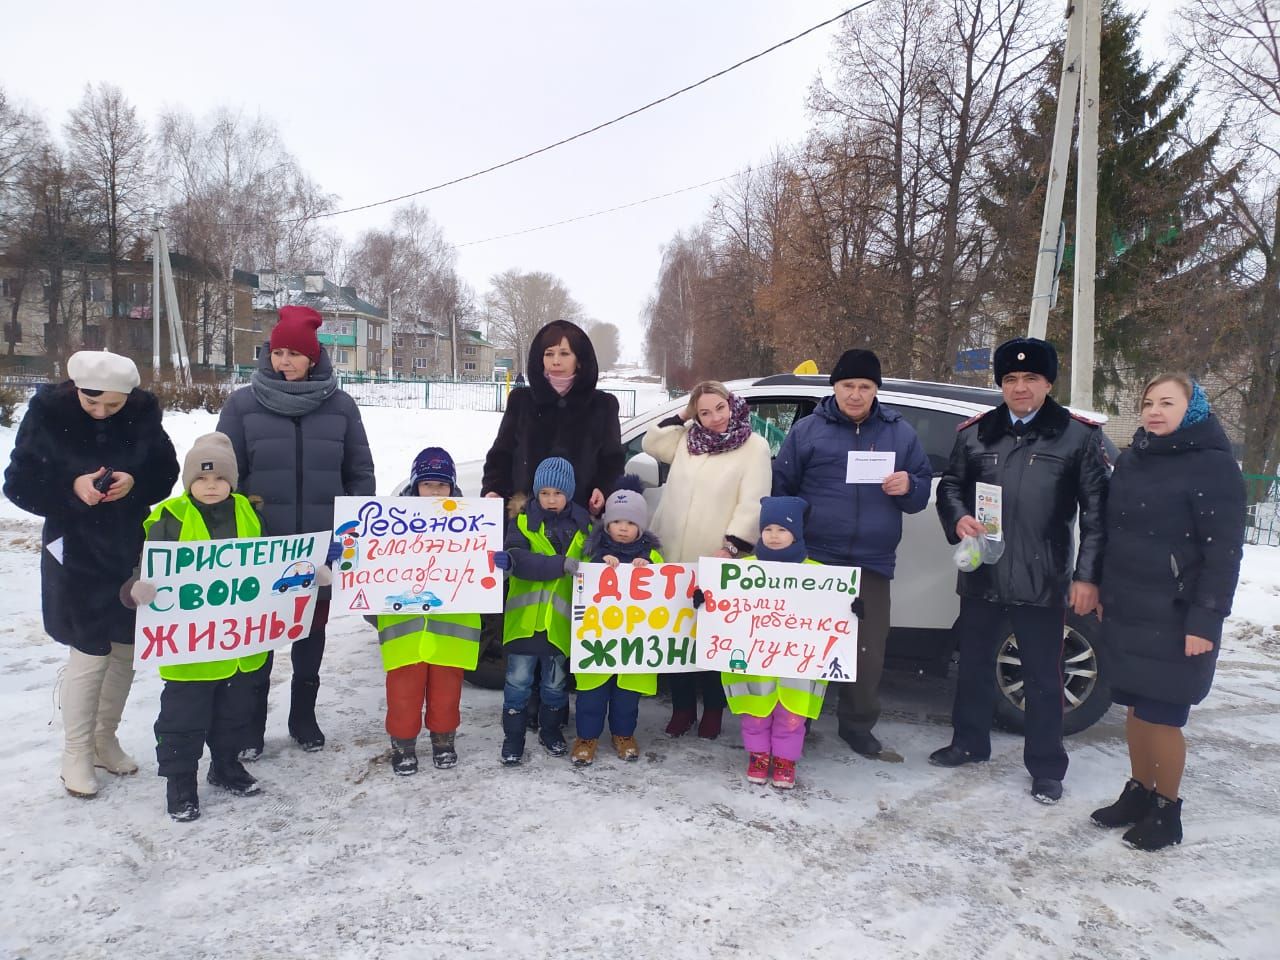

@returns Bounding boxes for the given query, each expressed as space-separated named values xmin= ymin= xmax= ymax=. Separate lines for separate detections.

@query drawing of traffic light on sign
xmin=335 ymin=520 xmax=360 ymax=573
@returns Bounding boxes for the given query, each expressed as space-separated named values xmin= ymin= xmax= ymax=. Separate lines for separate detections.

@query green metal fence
xmin=1244 ymin=474 xmax=1280 ymax=546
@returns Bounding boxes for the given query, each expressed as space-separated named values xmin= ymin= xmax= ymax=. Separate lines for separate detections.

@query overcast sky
xmin=9 ymin=0 xmax=1182 ymax=362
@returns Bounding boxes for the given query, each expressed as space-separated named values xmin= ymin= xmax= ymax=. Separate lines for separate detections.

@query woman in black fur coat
xmin=4 ymin=351 xmax=178 ymax=797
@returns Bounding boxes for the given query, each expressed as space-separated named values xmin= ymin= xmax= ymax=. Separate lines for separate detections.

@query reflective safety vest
xmin=574 ymin=547 xmax=664 ymax=697
xmin=502 ymin=513 xmax=586 ymax=656
xmin=141 ymin=494 xmax=269 ymax=683
xmin=721 ymin=557 xmax=829 ymax=719
xmin=373 ymin=613 xmax=482 ymax=672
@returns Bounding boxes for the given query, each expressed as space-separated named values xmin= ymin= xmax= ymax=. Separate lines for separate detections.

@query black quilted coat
xmin=1101 ymin=415 xmax=1246 ymax=705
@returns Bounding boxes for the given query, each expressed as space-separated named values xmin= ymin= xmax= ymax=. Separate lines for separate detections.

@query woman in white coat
xmin=643 ymin=381 xmax=771 ymax=738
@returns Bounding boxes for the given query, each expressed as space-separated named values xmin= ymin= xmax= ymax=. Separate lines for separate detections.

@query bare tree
xmin=485 ymin=270 xmax=583 ymax=373
xmin=0 ymin=88 xmax=47 ymax=358
xmin=12 ymin=143 xmax=96 ymax=368
xmin=345 ymin=203 xmax=455 ymax=333
xmin=157 ymin=107 xmax=333 ymax=363
xmin=644 ymin=230 xmax=708 ymax=386
xmin=1175 ymin=0 xmax=1280 ymax=474
xmin=586 ymin=320 xmax=620 ymax=372
xmin=65 ymin=83 xmax=152 ymax=351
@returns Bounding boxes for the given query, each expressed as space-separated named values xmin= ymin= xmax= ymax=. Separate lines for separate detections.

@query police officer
xmin=929 ymin=337 xmax=1108 ymax=803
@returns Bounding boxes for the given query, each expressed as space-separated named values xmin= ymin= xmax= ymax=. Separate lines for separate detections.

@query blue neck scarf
xmin=753 ymin=540 xmax=807 ymax=564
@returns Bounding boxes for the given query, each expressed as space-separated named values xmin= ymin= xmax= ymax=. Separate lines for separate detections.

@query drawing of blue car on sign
xmin=272 ymin=561 xmax=316 ymax=593
xmin=385 ymin=590 xmax=444 ymax=612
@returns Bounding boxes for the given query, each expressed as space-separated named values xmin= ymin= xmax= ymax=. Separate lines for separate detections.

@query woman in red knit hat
xmin=217 ymin=305 xmax=376 ymax=756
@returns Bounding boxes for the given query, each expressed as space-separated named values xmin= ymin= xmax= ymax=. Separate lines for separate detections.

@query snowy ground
xmin=1 ymin=395 xmax=1278 ymax=959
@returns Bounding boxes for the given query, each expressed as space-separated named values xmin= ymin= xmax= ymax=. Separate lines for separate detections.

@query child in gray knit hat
xmin=124 ymin=432 xmax=331 ymax=822
xmin=571 ymin=476 xmax=664 ymax=767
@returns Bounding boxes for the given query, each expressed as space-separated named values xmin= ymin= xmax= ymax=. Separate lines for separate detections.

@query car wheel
xmin=392 ymin=602 xmax=403 ymax=611
xmin=277 ymin=584 xmax=288 ymax=594
xmin=991 ymin=611 xmax=1112 ymax=736
xmin=302 ymin=578 xmax=313 ymax=588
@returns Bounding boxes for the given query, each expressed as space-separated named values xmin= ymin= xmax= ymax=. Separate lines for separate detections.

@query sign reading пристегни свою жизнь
xmin=132 ymin=532 xmax=327 ymax=668
xmin=328 ymin=496 xmax=504 ymax=618
xmin=571 ymin=562 xmax=701 ymax=674
xmin=695 ymin=558 xmax=860 ymax=682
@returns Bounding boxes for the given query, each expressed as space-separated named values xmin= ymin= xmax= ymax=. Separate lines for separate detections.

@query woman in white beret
xmin=3 ymin=350 xmax=179 ymax=798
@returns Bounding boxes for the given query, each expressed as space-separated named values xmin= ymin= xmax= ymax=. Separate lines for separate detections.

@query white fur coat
xmin=642 ymin=422 xmax=772 ymax=563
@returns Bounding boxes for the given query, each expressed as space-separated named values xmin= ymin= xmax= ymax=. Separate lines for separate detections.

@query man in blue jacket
xmin=773 ymin=349 xmax=932 ymax=758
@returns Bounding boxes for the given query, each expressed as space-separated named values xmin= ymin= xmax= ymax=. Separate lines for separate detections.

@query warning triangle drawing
xmin=349 ymin=589 xmax=370 ymax=611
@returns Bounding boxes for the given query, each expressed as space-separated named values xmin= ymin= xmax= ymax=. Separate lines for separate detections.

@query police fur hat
xmin=994 ymin=337 xmax=1058 ymax=385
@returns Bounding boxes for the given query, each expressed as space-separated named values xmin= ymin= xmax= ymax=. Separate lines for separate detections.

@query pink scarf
xmin=546 ymin=372 xmax=575 ymax=397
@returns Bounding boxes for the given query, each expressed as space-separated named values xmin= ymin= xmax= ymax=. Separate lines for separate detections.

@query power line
xmin=456 ymin=152 xmax=802 ymax=247
xmin=242 ymin=2 xmax=873 ymax=227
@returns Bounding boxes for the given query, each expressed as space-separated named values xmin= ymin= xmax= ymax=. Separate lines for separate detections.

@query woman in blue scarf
xmin=1091 ymin=375 xmax=1246 ymax=850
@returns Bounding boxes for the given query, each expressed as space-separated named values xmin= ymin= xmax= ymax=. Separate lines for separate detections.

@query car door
xmin=878 ymin=397 xmax=968 ymax=631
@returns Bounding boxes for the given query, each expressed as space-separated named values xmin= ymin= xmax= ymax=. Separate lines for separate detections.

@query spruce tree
xmin=980 ymin=0 xmax=1239 ymax=406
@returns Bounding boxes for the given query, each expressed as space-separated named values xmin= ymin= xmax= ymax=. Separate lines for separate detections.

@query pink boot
xmin=771 ymin=757 xmax=796 ymax=789
xmin=746 ymin=751 xmax=771 ymax=784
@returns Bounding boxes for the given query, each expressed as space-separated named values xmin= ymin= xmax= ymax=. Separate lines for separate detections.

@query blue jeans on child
xmin=575 ymin=677 xmax=640 ymax=739
xmin=503 ymin=653 xmax=568 ymax=713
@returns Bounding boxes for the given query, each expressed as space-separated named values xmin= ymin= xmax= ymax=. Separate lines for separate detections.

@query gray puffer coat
xmin=217 ymin=348 xmax=376 ymax=536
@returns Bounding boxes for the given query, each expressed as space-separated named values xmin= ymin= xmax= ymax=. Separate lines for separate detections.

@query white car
xmin=619 ymin=373 xmax=1118 ymax=735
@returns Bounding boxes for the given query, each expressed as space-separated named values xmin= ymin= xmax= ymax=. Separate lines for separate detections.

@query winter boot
xmin=501 ymin=708 xmax=527 ymax=766
xmin=665 ymin=707 xmax=697 ymax=738
xmin=207 ymin=755 xmax=261 ymax=796
xmin=746 ymin=751 xmax=771 ymax=784
xmin=1123 ymin=793 xmax=1183 ymax=851
xmin=391 ymin=737 xmax=419 ymax=776
xmin=239 ymin=673 xmax=270 ymax=762
xmin=60 ymin=648 xmax=109 ymax=798
xmin=697 ymin=707 xmax=723 ymax=740
xmin=166 ymin=773 xmax=200 ymax=822
xmin=538 ymin=704 xmax=568 ymax=757
xmin=93 ymin=643 xmax=138 ymax=776
xmin=287 ymin=677 xmax=326 ymax=752
xmin=611 ymin=734 xmax=640 ymax=762
xmin=556 ymin=703 xmax=570 ymax=730
xmin=570 ymin=738 xmax=598 ymax=766
xmin=430 ymin=732 xmax=457 ymax=770
xmin=771 ymin=757 xmax=797 ymax=790
xmin=1091 ymin=778 xmax=1155 ymax=829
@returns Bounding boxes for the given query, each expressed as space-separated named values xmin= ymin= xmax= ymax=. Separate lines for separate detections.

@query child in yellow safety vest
xmin=703 ymin=496 xmax=859 ymax=790
xmin=124 ymin=433 xmax=333 ymax=821
xmin=490 ymin=456 xmax=590 ymax=765
xmin=366 ymin=447 xmax=482 ymax=774
xmin=570 ymin=478 xmax=664 ymax=766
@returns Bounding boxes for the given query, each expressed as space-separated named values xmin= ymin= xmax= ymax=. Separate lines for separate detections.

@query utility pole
xmin=150 ymin=217 xmax=191 ymax=386
xmin=1026 ymin=0 xmax=1101 ymax=409
xmin=151 ymin=213 xmax=162 ymax=378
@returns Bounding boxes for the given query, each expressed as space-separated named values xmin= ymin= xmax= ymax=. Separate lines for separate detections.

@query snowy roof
xmin=252 ymin=274 xmax=386 ymax=320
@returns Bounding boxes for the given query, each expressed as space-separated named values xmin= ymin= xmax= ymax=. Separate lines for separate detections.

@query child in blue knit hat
xmin=709 ymin=496 xmax=859 ymax=790
xmin=490 ymin=456 xmax=592 ymax=765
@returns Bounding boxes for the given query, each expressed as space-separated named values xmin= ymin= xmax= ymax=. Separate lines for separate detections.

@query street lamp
xmin=388 ymin=286 xmax=401 ymax=376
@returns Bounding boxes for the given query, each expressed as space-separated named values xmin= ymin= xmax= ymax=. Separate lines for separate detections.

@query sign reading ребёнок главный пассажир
xmin=328 ymin=496 xmax=504 ymax=618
